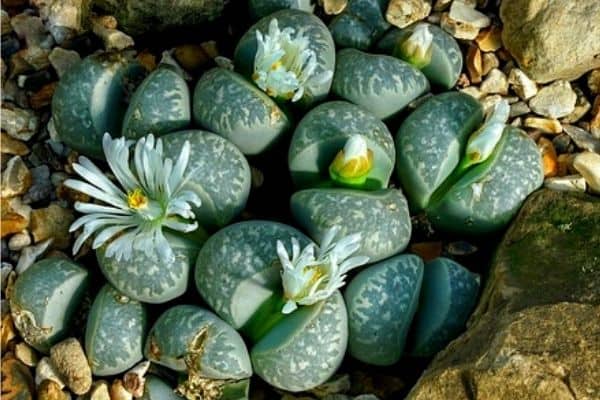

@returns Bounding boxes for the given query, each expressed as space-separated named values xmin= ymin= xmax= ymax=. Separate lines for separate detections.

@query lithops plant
xmin=248 ymin=0 xmax=314 ymax=20
xmin=396 ymin=92 xmax=543 ymax=234
xmin=122 ymin=63 xmax=190 ymax=139
xmin=407 ymin=257 xmax=480 ymax=357
xmin=145 ymin=305 xmax=252 ymax=400
xmin=344 ymin=254 xmax=424 ymax=365
xmin=234 ymin=9 xmax=336 ymax=108
xmin=141 ymin=375 xmax=184 ymax=400
xmin=329 ymin=0 xmax=390 ymax=50
xmin=196 ymin=221 xmax=366 ymax=391
xmin=193 ymin=68 xmax=291 ymax=155
xmin=332 ymin=48 xmax=430 ymax=119
xmin=52 ymin=52 xmax=145 ymax=158
xmin=85 ymin=284 xmax=147 ymax=376
xmin=288 ymin=101 xmax=395 ymax=190
xmin=377 ymin=23 xmax=463 ymax=89
xmin=8 ymin=258 xmax=89 ymax=353
xmin=290 ymin=188 xmax=412 ymax=262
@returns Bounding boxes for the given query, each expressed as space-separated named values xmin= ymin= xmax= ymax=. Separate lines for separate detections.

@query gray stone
xmin=48 ymin=47 xmax=81 ymax=78
xmin=10 ymin=13 xmax=53 ymax=49
xmin=23 ymin=165 xmax=52 ymax=204
xmin=46 ymin=0 xmax=89 ymax=44
xmin=529 ymin=80 xmax=577 ymax=119
xmin=501 ymin=0 xmax=600 ymax=83
xmin=407 ymin=189 xmax=600 ymax=400
xmin=1 ymin=107 xmax=39 ymax=141
xmin=563 ymin=125 xmax=600 ymax=154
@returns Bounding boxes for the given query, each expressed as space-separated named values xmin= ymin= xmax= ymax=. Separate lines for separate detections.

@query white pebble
xmin=544 ymin=175 xmax=587 ymax=192
xmin=573 ymin=152 xmax=600 ymax=194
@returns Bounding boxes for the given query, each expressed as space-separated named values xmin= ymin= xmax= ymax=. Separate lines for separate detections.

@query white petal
xmin=282 ymin=300 xmax=298 ymax=314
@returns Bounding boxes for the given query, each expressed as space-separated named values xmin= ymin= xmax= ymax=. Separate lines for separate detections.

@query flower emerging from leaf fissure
xmin=395 ymin=23 xmax=434 ymax=69
xmin=65 ymin=133 xmax=201 ymax=263
xmin=253 ymin=18 xmax=332 ymax=102
xmin=277 ymin=226 xmax=369 ymax=314
xmin=464 ymin=99 xmax=510 ymax=167
xmin=329 ymin=134 xmax=374 ymax=187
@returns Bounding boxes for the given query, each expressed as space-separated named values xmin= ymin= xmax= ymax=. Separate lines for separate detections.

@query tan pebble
xmin=386 ymin=0 xmax=432 ymax=29
xmin=15 ymin=342 xmax=39 ymax=367
xmin=590 ymin=95 xmax=600 ymax=139
xmin=508 ymin=68 xmax=537 ymax=100
xmin=481 ymin=52 xmax=499 ymax=76
xmin=529 ymin=80 xmax=577 ymax=119
xmin=174 ymin=44 xmax=209 ymax=72
xmin=524 ymin=117 xmax=562 ymax=134
xmin=1 ymin=132 xmax=30 ymax=156
xmin=35 ymin=356 xmax=66 ymax=389
xmin=30 ymin=203 xmax=75 ymax=249
xmin=38 ymin=379 xmax=70 ymax=400
xmin=440 ymin=12 xmax=480 ymax=40
xmin=460 ymin=86 xmax=484 ymax=100
xmin=136 ymin=51 xmax=156 ymax=72
xmin=557 ymin=154 xmax=576 ymax=177
xmin=91 ymin=16 xmax=134 ymax=51
xmin=456 ymin=73 xmax=470 ymax=88
xmin=8 ymin=231 xmax=32 ymax=251
xmin=433 ymin=0 xmax=452 ymax=11
xmin=94 ymin=15 xmax=118 ymax=30
xmin=1 ymin=156 xmax=32 ymax=198
xmin=1 ymin=314 xmax=17 ymax=352
xmin=480 ymin=94 xmax=504 ymax=114
xmin=441 ymin=0 xmax=490 ymax=40
xmin=110 ymin=379 xmax=133 ymax=400
xmin=509 ymin=101 xmax=530 ymax=118
xmin=588 ymin=69 xmax=600 ymax=94
xmin=537 ymin=137 xmax=558 ymax=177
xmin=123 ymin=360 xmax=150 ymax=397
xmin=573 ymin=152 xmax=600 ymax=194
xmin=50 ymin=338 xmax=92 ymax=395
xmin=466 ymin=44 xmax=482 ymax=84
xmin=90 ymin=380 xmax=111 ymax=400
xmin=1 ymin=353 xmax=35 ymax=398
xmin=562 ymin=85 xmax=591 ymax=124
xmin=475 ymin=25 xmax=502 ymax=52
xmin=1 ymin=197 xmax=31 ymax=238
xmin=480 ymin=68 xmax=508 ymax=95
xmin=200 ymin=41 xmax=219 ymax=59
xmin=544 ymin=175 xmax=587 ymax=192
xmin=319 ymin=0 xmax=348 ymax=15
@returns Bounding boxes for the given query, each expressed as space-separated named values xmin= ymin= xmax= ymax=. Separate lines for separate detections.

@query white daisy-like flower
xmin=464 ymin=99 xmax=510 ymax=166
xmin=277 ymin=226 xmax=369 ymax=314
xmin=65 ymin=133 xmax=201 ymax=263
xmin=253 ymin=18 xmax=332 ymax=102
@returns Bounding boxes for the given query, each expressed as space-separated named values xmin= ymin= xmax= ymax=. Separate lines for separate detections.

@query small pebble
xmin=1 ymin=10 xmax=11 ymax=35
xmin=37 ymin=379 xmax=70 ymax=400
xmin=10 ymin=13 xmax=53 ymax=48
xmin=48 ymin=47 xmax=81 ymax=78
xmin=15 ymin=342 xmax=39 ymax=367
xmin=23 ymin=164 xmax=52 ymax=204
xmin=46 ymin=0 xmax=88 ymax=44
xmin=573 ymin=152 xmax=600 ymax=194
xmin=8 ymin=231 xmax=31 ymax=251
xmin=552 ymin=134 xmax=573 ymax=155
xmin=538 ymin=137 xmax=558 ymax=178
xmin=386 ymin=0 xmax=432 ymax=29
xmin=587 ymin=69 xmax=600 ymax=95
xmin=1 ymin=353 xmax=35 ymax=398
xmin=35 ymin=357 xmax=66 ymax=389
xmin=91 ymin=16 xmax=135 ymax=51
xmin=507 ymin=68 xmax=537 ymax=100
xmin=320 ymin=0 xmax=348 ymax=15
xmin=29 ymin=82 xmax=58 ymax=109
xmin=18 ymin=46 xmax=52 ymax=71
xmin=446 ymin=241 xmax=478 ymax=256
xmin=562 ymin=124 xmax=600 ymax=153
xmin=0 ymin=132 xmax=30 ymax=156
xmin=460 ymin=86 xmax=484 ymax=100
xmin=557 ymin=154 xmax=577 ymax=177
xmin=30 ymin=204 xmax=74 ymax=249
xmin=174 ymin=44 xmax=210 ymax=72
xmin=1 ymin=156 xmax=32 ymax=198
xmin=50 ymin=338 xmax=92 ymax=395
xmin=481 ymin=52 xmax=499 ymax=76
xmin=529 ymin=80 xmax=577 ymax=119
xmin=509 ymin=101 xmax=530 ymax=118
xmin=480 ymin=94 xmax=504 ymax=114
xmin=1 ymin=106 xmax=39 ymax=141
xmin=15 ymin=238 xmax=52 ymax=274
xmin=1 ymin=314 xmax=17 ymax=352
xmin=523 ymin=117 xmax=562 ymax=134
xmin=1 ymin=262 xmax=13 ymax=292
xmin=123 ymin=360 xmax=150 ymax=397
xmin=480 ymin=68 xmax=508 ymax=95
xmin=110 ymin=379 xmax=133 ymax=400
xmin=562 ymin=86 xmax=591 ymax=124
xmin=90 ymin=381 xmax=111 ymax=400
xmin=466 ymin=45 xmax=482 ymax=84
xmin=443 ymin=0 xmax=490 ymax=40
xmin=1 ymin=197 xmax=32 ymax=239
xmin=544 ymin=175 xmax=587 ymax=193
xmin=589 ymin=96 xmax=600 ymax=139
xmin=475 ymin=25 xmax=502 ymax=52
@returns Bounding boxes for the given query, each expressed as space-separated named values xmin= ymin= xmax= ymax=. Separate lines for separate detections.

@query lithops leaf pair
xmin=145 ymin=305 xmax=252 ymax=400
xmin=85 ymin=284 xmax=147 ymax=376
xmin=248 ymin=0 xmax=315 ymax=20
xmin=377 ymin=23 xmax=463 ymax=89
xmin=8 ymin=258 xmax=89 ymax=353
xmin=329 ymin=0 xmax=390 ymax=50
xmin=332 ymin=48 xmax=430 ymax=120
xmin=52 ymin=52 xmax=145 ymax=158
xmin=195 ymin=221 xmax=349 ymax=392
xmin=396 ymin=92 xmax=543 ymax=234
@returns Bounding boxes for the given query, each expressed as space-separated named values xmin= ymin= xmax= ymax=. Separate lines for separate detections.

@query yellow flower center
xmin=127 ymin=188 xmax=148 ymax=209
xmin=330 ymin=148 xmax=374 ymax=179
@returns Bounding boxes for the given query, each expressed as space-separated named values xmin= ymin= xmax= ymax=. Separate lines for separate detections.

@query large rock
xmin=407 ymin=189 xmax=600 ymax=400
xmin=500 ymin=0 xmax=600 ymax=83
xmin=93 ymin=0 xmax=225 ymax=35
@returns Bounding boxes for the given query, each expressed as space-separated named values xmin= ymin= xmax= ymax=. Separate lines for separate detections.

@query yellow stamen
xmin=127 ymin=188 xmax=148 ymax=209
xmin=270 ymin=60 xmax=282 ymax=70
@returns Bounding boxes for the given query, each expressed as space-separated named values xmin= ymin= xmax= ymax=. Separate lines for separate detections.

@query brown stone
xmin=1 ymin=197 xmax=31 ymax=238
xmin=1 ymin=354 xmax=35 ymax=400
xmin=537 ymin=137 xmax=558 ymax=178
xmin=29 ymin=82 xmax=58 ymax=110
xmin=466 ymin=45 xmax=482 ymax=84
xmin=38 ymin=380 xmax=70 ymax=400
xmin=0 ymin=132 xmax=30 ymax=156
xmin=174 ymin=44 xmax=210 ymax=72
xmin=407 ymin=189 xmax=600 ymax=400
xmin=1 ymin=156 xmax=32 ymax=198
xmin=474 ymin=25 xmax=502 ymax=52
xmin=30 ymin=204 xmax=74 ymax=249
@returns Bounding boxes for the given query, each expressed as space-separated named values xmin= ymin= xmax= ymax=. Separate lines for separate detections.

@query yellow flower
xmin=329 ymin=135 xmax=374 ymax=187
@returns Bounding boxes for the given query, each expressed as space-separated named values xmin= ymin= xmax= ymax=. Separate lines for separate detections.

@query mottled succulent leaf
xmin=332 ymin=49 xmax=429 ymax=119
xmin=52 ymin=53 xmax=145 ymax=158
xmin=345 ymin=254 xmax=423 ymax=365
xmin=9 ymin=258 xmax=89 ymax=353
xmin=288 ymin=101 xmax=395 ymax=189
xmin=329 ymin=0 xmax=390 ymax=50
xmin=192 ymin=68 xmax=290 ymax=155
xmin=408 ymin=257 xmax=480 ymax=357
xmin=251 ymin=291 xmax=347 ymax=392
xmin=395 ymin=92 xmax=483 ymax=211
xmin=122 ymin=65 xmax=190 ymax=139
xmin=140 ymin=375 xmax=184 ymax=400
xmin=161 ymin=130 xmax=251 ymax=230
xmin=85 ymin=284 xmax=147 ymax=376
xmin=234 ymin=9 xmax=335 ymax=107
xmin=195 ymin=221 xmax=311 ymax=329
xmin=290 ymin=188 xmax=412 ymax=262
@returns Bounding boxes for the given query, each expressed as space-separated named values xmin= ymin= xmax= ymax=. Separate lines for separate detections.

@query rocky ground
xmin=1 ymin=0 xmax=599 ymax=399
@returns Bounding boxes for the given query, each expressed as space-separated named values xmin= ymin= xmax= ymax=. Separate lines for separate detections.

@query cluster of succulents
xmin=8 ymin=1 xmax=543 ymax=398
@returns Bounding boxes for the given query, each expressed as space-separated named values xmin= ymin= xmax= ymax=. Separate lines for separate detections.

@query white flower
xmin=253 ymin=18 xmax=332 ymax=102
xmin=465 ymin=99 xmax=510 ymax=166
xmin=329 ymin=135 xmax=374 ymax=186
xmin=65 ymin=133 xmax=201 ymax=263
xmin=395 ymin=23 xmax=434 ymax=69
xmin=277 ymin=226 xmax=369 ymax=314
